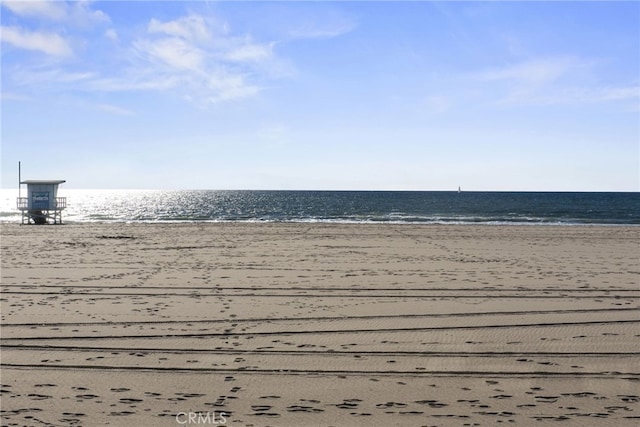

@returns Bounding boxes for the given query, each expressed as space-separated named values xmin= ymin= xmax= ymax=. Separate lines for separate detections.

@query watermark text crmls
xmin=176 ymin=411 xmax=227 ymax=425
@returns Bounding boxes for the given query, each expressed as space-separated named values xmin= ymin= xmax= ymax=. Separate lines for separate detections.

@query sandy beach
xmin=1 ymin=222 xmax=639 ymax=426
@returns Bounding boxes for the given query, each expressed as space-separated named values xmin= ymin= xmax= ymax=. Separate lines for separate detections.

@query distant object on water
xmin=17 ymin=179 xmax=67 ymax=225
xmin=458 ymin=186 xmax=461 ymax=193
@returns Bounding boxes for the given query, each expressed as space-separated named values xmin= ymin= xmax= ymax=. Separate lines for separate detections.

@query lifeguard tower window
xmin=32 ymin=192 xmax=50 ymax=209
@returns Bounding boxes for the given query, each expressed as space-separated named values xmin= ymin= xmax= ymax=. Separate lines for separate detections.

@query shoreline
xmin=4 ymin=219 xmax=640 ymax=226
xmin=2 ymin=222 xmax=639 ymax=426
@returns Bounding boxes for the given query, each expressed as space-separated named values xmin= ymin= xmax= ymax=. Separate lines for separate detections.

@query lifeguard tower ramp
xmin=17 ymin=180 xmax=67 ymax=224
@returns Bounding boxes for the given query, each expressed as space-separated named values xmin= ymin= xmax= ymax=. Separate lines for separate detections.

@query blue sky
xmin=1 ymin=1 xmax=638 ymax=190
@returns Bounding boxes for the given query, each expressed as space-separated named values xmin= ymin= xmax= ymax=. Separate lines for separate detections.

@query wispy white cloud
xmin=225 ymin=40 xmax=274 ymax=62
xmin=593 ymin=86 xmax=639 ymax=102
xmin=522 ymin=85 xmax=640 ymax=107
xmin=134 ymin=37 xmax=205 ymax=72
xmin=94 ymin=103 xmax=135 ymax=116
xmin=1 ymin=0 xmax=109 ymax=26
xmin=204 ymin=71 xmax=261 ymax=103
xmin=0 ymin=25 xmax=73 ymax=57
xmin=283 ymin=6 xmax=357 ymax=40
xmin=87 ymin=74 xmax=181 ymax=92
xmin=474 ymin=56 xmax=637 ymax=107
xmin=1 ymin=1 xmax=67 ymax=21
xmin=11 ymin=66 xmax=95 ymax=86
xmin=104 ymin=28 xmax=118 ymax=42
xmin=478 ymin=57 xmax=577 ymax=85
xmin=148 ymin=15 xmax=211 ymax=42
xmin=288 ymin=21 xmax=355 ymax=40
xmin=1 ymin=1 xmax=112 ymax=58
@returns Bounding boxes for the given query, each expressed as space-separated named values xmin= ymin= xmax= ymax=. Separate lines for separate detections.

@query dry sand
xmin=1 ymin=222 xmax=639 ymax=426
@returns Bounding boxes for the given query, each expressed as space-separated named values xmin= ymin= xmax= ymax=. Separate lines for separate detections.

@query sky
xmin=1 ymin=0 xmax=639 ymax=191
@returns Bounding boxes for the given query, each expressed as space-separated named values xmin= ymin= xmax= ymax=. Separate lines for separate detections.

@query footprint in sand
xmin=109 ymin=411 xmax=135 ymax=416
xmin=176 ymin=393 xmax=206 ymax=398
xmin=75 ymin=394 xmax=99 ymax=400
xmin=535 ymin=396 xmax=559 ymax=403
xmin=561 ymin=392 xmax=596 ymax=398
xmin=375 ymin=402 xmax=407 ymax=409
xmin=532 ymin=415 xmax=571 ymax=421
xmin=27 ymin=393 xmax=52 ymax=400
xmin=415 ymin=400 xmax=448 ymax=408
xmin=474 ymin=410 xmax=516 ymax=417
xmin=119 ymin=398 xmax=143 ymax=404
xmin=335 ymin=399 xmax=361 ymax=409
xmin=603 ymin=405 xmax=632 ymax=413
xmin=287 ymin=405 xmax=324 ymax=413
xmin=59 ymin=417 xmax=83 ymax=425
xmin=206 ymin=396 xmax=228 ymax=407
xmin=59 ymin=412 xmax=86 ymax=426
xmin=250 ymin=405 xmax=280 ymax=418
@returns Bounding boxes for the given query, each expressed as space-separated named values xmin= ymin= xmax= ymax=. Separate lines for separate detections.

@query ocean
xmin=1 ymin=190 xmax=638 ymax=225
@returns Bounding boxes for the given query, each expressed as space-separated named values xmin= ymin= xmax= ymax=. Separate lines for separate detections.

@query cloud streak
xmin=1 ymin=0 xmax=109 ymax=26
xmin=1 ymin=25 xmax=73 ymax=56
xmin=475 ymin=56 xmax=638 ymax=107
xmin=134 ymin=37 xmax=205 ymax=71
xmin=478 ymin=57 xmax=578 ymax=85
xmin=94 ymin=103 xmax=135 ymax=116
xmin=148 ymin=15 xmax=211 ymax=42
xmin=522 ymin=85 xmax=640 ymax=107
xmin=1 ymin=1 xmax=68 ymax=21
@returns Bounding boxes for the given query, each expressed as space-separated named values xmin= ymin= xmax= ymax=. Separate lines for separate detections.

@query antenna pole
xmin=18 ymin=161 xmax=21 ymax=199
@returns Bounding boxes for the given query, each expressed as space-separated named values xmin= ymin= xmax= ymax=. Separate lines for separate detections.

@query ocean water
xmin=1 ymin=190 xmax=638 ymax=225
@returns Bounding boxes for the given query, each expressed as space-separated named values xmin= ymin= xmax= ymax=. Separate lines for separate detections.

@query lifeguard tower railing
xmin=17 ymin=197 xmax=67 ymax=210
xmin=17 ymin=196 xmax=67 ymax=224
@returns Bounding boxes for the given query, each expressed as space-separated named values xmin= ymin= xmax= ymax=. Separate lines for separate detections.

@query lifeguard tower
xmin=17 ymin=180 xmax=67 ymax=224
